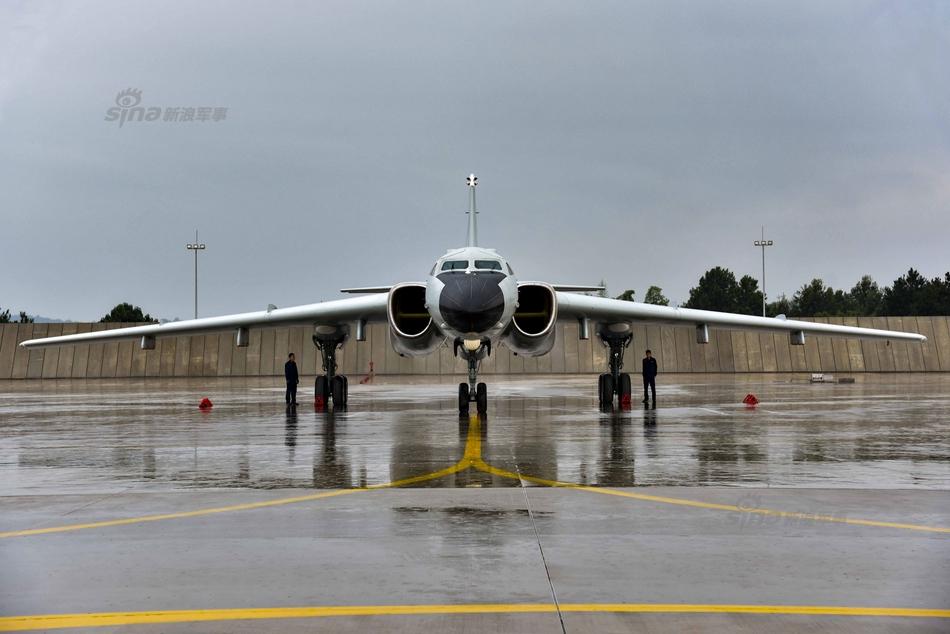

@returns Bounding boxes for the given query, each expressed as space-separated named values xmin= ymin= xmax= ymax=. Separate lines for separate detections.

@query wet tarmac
xmin=1 ymin=374 xmax=949 ymax=632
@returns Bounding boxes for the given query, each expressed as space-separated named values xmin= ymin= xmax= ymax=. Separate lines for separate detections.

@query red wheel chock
xmin=198 ymin=397 xmax=213 ymax=410
xmin=742 ymin=393 xmax=759 ymax=407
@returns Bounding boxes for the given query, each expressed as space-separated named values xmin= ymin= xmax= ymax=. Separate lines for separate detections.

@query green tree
xmin=17 ymin=311 xmax=34 ymax=323
xmin=882 ymin=268 xmax=929 ymax=316
xmin=643 ymin=285 xmax=669 ymax=306
xmin=683 ymin=267 xmax=740 ymax=312
xmin=615 ymin=289 xmax=635 ymax=302
xmin=597 ymin=279 xmax=608 ymax=298
xmin=0 ymin=308 xmax=10 ymax=323
xmin=766 ymin=294 xmax=792 ymax=317
xmin=736 ymin=275 xmax=764 ymax=315
xmin=792 ymin=279 xmax=852 ymax=316
xmin=100 ymin=303 xmax=155 ymax=323
xmin=849 ymin=275 xmax=883 ymax=316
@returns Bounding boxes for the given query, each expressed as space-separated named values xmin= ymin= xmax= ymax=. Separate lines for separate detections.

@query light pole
xmin=185 ymin=230 xmax=206 ymax=320
xmin=753 ymin=226 xmax=773 ymax=317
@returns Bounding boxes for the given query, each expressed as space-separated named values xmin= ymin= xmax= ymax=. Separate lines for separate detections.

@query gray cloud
xmin=1 ymin=0 xmax=948 ymax=320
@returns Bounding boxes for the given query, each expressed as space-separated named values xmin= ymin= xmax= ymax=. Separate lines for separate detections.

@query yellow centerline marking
xmin=1 ymin=603 xmax=948 ymax=630
xmin=2 ymin=413 xmax=948 ymax=538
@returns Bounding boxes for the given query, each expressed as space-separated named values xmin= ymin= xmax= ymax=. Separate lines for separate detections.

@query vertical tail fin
xmin=466 ymin=173 xmax=478 ymax=247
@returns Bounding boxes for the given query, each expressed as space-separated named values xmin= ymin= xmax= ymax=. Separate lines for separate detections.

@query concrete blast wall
xmin=1 ymin=316 xmax=948 ymax=379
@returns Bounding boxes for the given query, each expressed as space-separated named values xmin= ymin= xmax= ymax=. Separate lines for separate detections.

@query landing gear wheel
xmin=619 ymin=373 xmax=632 ymax=406
xmin=458 ymin=382 xmax=470 ymax=414
xmin=331 ymin=375 xmax=346 ymax=408
xmin=315 ymin=375 xmax=329 ymax=410
xmin=597 ymin=373 xmax=607 ymax=405
xmin=476 ymin=382 xmax=487 ymax=414
xmin=599 ymin=373 xmax=614 ymax=408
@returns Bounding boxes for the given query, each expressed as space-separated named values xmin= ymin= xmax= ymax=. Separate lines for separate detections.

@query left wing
xmin=556 ymin=293 xmax=926 ymax=343
xmin=19 ymin=294 xmax=389 ymax=349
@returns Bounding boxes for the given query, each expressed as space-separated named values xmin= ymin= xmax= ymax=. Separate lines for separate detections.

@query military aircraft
xmin=21 ymin=174 xmax=926 ymax=413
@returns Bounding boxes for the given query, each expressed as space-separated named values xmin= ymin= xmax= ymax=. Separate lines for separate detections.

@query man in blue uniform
xmin=642 ymin=349 xmax=657 ymax=406
xmin=284 ymin=352 xmax=299 ymax=406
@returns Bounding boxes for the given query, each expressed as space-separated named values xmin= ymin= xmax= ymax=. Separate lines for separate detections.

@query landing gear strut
xmin=313 ymin=328 xmax=348 ymax=410
xmin=456 ymin=339 xmax=489 ymax=415
xmin=598 ymin=330 xmax=632 ymax=408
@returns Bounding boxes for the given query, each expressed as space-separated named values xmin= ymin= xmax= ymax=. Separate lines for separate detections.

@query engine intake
xmin=502 ymin=283 xmax=558 ymax=356
xmin=387 ymin=283 xmax=444 ymax=356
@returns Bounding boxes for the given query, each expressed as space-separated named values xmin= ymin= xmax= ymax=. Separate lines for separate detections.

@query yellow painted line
xmin=470 ymin=460 xmax=950 ymax=534
xmin=2 ymin=603 xmax=948 ymax=630
xmin=0 ymin=489 xmax=362 ymax=539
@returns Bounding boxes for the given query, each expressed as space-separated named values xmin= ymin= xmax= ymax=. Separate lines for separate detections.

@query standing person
xmin=642 ymin=349 xmax=657 ymax=406
xmin=284 ymin=353 xmax=299 ymax=406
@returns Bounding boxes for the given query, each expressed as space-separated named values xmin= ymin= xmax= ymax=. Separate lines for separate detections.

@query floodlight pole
xmin=185 ymin=230 xmax=206 ymax=320
xmin=753 ymin=226 xmax=773 ymax=317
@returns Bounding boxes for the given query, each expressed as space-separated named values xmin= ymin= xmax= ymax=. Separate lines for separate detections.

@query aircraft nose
xmin=438 ymin=272 xmax=506 ymax=334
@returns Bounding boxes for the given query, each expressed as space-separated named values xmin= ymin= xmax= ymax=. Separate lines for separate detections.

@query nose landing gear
xmin=599 ymin=330 xmax=633 ymax=409
xmin=456 ymin=339 xmax=489 ymax=414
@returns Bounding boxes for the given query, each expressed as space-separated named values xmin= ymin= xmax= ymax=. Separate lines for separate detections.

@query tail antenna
xmin=466 ymin=173 xmax=478 ymax=247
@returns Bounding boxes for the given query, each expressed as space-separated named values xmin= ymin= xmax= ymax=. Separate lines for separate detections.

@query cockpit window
xmin=441 ymin=260 xmax=468 ymax=271
xmin=474 ymin=260 xmax=502 ymax=271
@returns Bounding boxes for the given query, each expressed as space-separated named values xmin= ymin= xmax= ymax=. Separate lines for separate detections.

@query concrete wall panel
xmin=903 ymin=317 xmax=926 ymax=372
xmin=931 ymin=317 xmax=950 ymax=371
xmin=730 ymin=332 xmax=748 ymax=373
xmin=200 ymin=334 xmax=218 ymax=376
xmin=913 ymin=318 xmax=939 ymax=371
xmin=773 ymin=333 xmax=792 ymax=372
xmin=673 ymin=327 xmax=692 ymax=372
xmin=745 ymin=332 xmax=763 ymax=372
xmin=12 ymin=325 xmax=34 ymax=379
xmin=56 ymin=324 xmax=79 ymax=378
xmin=116 ymin=338 xmax=134 ymax=378
xmin=717 ymin=329 xmax=735 ymax=373
xmin=26 ymin=324 xmax=46 ymax=378
xmin=172 ymin=336 xmax=190 ymax=377
xmin=216 ymin=333 xmax=233 ymax=377
xmin=187 ymin=335 xmax=205 ymax=376
xmin=243 ymin=330 xmax=261 ymax=376
xmin=563 ymin=322 xmax=580 ymax=373
xmin=99 ymin=325 xmax=120 ymax=378
xmin=856 ymin=317 xmax=880 ymax=372
xmin=0 ymin=324 xmax=16 ymax=379
xmin=759 ymin=332 xmax=777 ymax=372
xmin=870 ymin=317 xmax=895 ymax=371
xmin=703 ymin=330 xmax=721 ymax=372
xmin=826 ymin=318 xmax=852 ymax=373
xmin=886 ymin=317 xmax=911 ymax=372
xmin=839 ymin=317 xmax=865 ymax=372
xmin=41 ymin=324 xmax=63 ymax=378
xmin=661 ymin=326 xmax=678 ymax=373
xmin=260 ymin=329 xmax=277 ymax=376
xmin=86 ymin=324 xmax=110 ymax=378
xmin=0 ymin=325 xmax=19 ymax=379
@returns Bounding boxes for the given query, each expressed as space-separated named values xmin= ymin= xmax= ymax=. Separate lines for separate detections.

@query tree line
xmin=629 ymin=267 xmax=950 ymax=317
xmin=0 ymin=303 xmax=155 ymax=324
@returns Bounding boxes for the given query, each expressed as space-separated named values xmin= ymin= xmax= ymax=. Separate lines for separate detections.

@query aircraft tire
xmin=476 ymin=382 xmax=487 ymax=414
xmin=315 ymin=376 xmax=329 ymax=409
xmin=619 ymin=373 xmax=632 ymax=402
xmin=331 ymin=376 xmax=346 ymax=408
xmin=458 ymin=383 xmax=470 ymax=414
xmin=600 ymin=374 xmax=614 ymax=407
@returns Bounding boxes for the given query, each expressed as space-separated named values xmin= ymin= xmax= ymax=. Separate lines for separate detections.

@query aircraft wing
xmin=555 ymin=293 xmax=927 ymax=342
xmin=19 ymin=294 xmax=390 ymax=349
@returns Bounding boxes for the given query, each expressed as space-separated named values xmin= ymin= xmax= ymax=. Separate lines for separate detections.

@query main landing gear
xmin=599 ymin=330 xmax=633 ymax=409
xmin=313 ymin=328 xmax=348 ymax=411
xmin=455 ymin=339 xmax=489 ymax=415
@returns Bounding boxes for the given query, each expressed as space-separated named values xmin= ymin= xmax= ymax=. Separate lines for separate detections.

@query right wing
xmin=556 ymin=293 xmax=927 ymax=343
xmin=19 ymin=294 xmax=389 ymax=349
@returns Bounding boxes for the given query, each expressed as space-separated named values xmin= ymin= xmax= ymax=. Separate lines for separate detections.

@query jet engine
xmin=502 ymin=283 xmax=558 ymax=356
xmin=387 ymin=283 xmax=444 ymax=356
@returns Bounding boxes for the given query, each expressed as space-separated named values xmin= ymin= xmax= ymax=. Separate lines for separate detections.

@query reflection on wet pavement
xmin=1 ymin=374 xmax=948 ymax=494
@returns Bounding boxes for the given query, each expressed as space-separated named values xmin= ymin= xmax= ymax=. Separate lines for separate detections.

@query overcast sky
xmin=1 ymin=1 xmax=948 ymax=320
